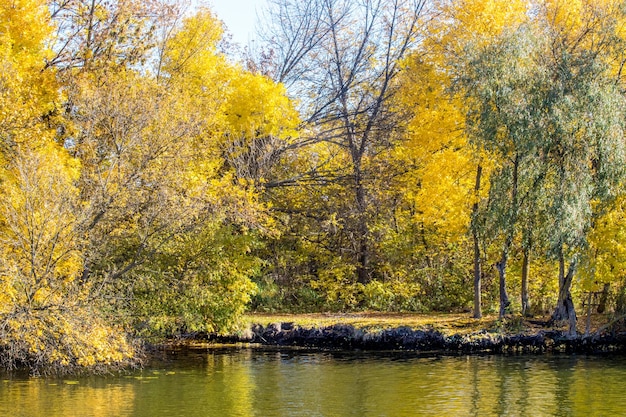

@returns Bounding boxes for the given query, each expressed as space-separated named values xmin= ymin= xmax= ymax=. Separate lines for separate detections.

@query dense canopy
xmin=2 ymin=0 xmax=626 ymax=373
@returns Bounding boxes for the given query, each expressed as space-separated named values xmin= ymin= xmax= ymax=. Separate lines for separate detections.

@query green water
xmin=1 ymin=349 xmax=625 ymax=416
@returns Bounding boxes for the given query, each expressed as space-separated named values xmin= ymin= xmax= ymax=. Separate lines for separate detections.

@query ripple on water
xmin=1 ymin=351 xmax=626 ymax=416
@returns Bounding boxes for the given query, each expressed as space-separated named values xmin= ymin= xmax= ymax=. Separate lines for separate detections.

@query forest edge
xmin=164 ymin=313 xmax=626 ymax=355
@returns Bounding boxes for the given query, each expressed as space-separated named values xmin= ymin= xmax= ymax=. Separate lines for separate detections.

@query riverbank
xmin=179 ymin=312 xmax=626 ymax=354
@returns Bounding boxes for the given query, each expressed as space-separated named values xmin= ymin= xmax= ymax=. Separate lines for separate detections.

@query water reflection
xmin=0 ymin=350 xmax=625 ymax=416
xmin=0 ymin=377 xmax=136 ymax=416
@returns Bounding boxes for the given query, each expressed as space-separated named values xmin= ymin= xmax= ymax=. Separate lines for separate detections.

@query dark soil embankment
xmin=202 ymin=322 xmax=626 ymax=354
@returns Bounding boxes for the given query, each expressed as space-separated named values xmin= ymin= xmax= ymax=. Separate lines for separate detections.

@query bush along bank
xmin=201 ymin=323 xmax=626 ymax=354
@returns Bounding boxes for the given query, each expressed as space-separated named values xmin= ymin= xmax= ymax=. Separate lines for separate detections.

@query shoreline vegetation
xmin=4 ymin=312 xmax=626 ymax=376
xmin=164 ymin=313 xmax=626 ymax=355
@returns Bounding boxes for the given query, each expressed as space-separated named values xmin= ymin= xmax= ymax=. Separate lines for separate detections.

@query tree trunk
xmin=597 ymin=282 xmax=610 ymax=314
xmin=356 ymin=236 xmax=369 ymax=284
xmin=496 ymin=155 xmax=519 ymax=318
xmin=354 ymin=166 xmax=370 ymax=284
xmin=552 ymin=248 xmax=577 ymax=337
xmin=496 ymin=251 xmax=511 ymax=318
xmin=473 ymin=231 xmax=482 ymax=319
xmin=521 ymin=245 xmax=530 ymax=316
xmin=585 ymin=291 xmax=593 ymax=336
xmin=472 ymin=165 xmax=483 ymax=319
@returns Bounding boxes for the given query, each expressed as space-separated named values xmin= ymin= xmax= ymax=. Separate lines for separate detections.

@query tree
xmin=456 ymin=1 xmax=626 ymax=332
xmin=57 ymin=7 xmax=299 ymax=336
xmin=0 ymin=0 xmax=58 ymax=143
xmin=579 ymin=195 xmax=626 ymax=331
xmin=0 ymin=142 xmax=136 ymax=373
xmin=459 ymin=28 xmax=541 ymax=318
xmin=0 ymin=0 xmax=136 ymax=373
xmin=260 ymin=0 xmax=430 ymax=287
xmin=396 ymin=0 xmax=528 ymax=317
xmin=391 ymin=55 xmax=480 ymax=313
xmin=47 ymin=0 xmax=164 ymax=71
xmin=536 ymin=0 xmax=626 ymax=331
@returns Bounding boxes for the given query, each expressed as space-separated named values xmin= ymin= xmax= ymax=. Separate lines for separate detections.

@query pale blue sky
xmin=208 ymin=0 xmax=269 ymax=46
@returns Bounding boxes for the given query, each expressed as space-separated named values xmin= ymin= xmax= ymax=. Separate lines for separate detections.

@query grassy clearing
xmin=244 ymin=312 xmax=498 ymax=335
xmin=244 ymin=311 xmax=613 ymax=336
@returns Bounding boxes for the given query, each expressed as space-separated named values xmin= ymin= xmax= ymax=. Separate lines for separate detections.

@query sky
xmin=208 ymin=0 xmax=269 ymax=46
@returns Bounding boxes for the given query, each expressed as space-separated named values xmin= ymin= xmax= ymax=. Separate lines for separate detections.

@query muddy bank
xmin=202 ymin=323 xmax=626 ymax=354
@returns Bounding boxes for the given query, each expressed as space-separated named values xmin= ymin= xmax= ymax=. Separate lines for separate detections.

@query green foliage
xmin=129 ymin=223 xmax=262 ymax=337
xmin=361 ymin=280 xmax=423 ymax=312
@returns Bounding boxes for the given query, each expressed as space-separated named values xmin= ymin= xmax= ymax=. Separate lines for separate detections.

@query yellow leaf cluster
xmin=395 ymin=55 xmax=477 ymax=240
xmin=579 ymin=196 xmax=626 ymax=289
xmin=542 ymin=0 xmax=622 ymax=37
xmin=0 ymin=0 xmax=56 ymax=136
xmin=435 ymin=0 xmax=528 ymax=48
xmin=223 ymin=71 xmax=299 ymax=140
xmin=0 ymin=309 xmax=136 ymax=373
xmin=0 ymin=141 xmax=83 ymax=308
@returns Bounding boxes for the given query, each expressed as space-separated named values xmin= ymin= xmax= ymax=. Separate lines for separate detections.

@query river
xmin=1 ymin=348 xmax=624 ymax=416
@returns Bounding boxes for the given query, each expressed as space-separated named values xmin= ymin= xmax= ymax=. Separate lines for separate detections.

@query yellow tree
xmin=0 ymin=0 xmax=136 ymax=373
xmin=396 ymin=0 xmax=527 ymax=317
xmin=60 ymin=7 xmax=299 ymax=336
xmin=0 ymin=0 xmax=56 ymax=141
xmin=48 ymin=0 xmax=163 ymax=70
xmin=156 ymin=8 xmax=299 ymax=331
xmin=579 ymin=198 xmax=626 ymax=320
xmin=0 ymin=142 xmax=136 ymax=373
xmin=390 ymin=57 xmax=479 ymax=311
xmin=221 ymin=70 xmax=299 ymax=184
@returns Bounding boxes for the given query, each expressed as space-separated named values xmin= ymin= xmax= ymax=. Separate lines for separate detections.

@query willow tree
xmin=457 ymin=28 xmax=545 ymax=318
xmin=457 ymin=4 xmax=626 ymax=331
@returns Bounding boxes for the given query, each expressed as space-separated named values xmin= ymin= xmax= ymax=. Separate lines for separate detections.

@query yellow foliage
xmin=0 ymin=308 xmax=137 ymax=374
xmin=0 ymin=0 xmax=82 ymax=320
xmin=161 ymin=8 xmax=231 ymax=125
xmin=162 ymin=8 xmax=224 ymax=73
xmin=393 ymin=0 xmax=524 ymax=246
xmin=395 ymin=55 xmax=482 ymax=241
xmin=542 ymin=0 xmax=622 ymax=38
xmin=579 ymin=196 xmax=626 ymax=290
xmin=4 ymin=0 xmax=625 ymax=372
xmin=0 ymin=0 xmax=56 ymax=137
xmin=0 ymin=141 xmax=82 ymax=309
xmin=223 ymin=71 xmax=299 ymax=140
xmin=435 ymin=0 xmax=528 ymax=47
xmin=0 ymin=0 xmax=50 ymax=54
xmin=0 ymin=0 xmax=142 ymax=374
xmin=540 ymin=0 xmax=626 ymax=84
xmin=310 ymin=257 xmax=361 ymax=309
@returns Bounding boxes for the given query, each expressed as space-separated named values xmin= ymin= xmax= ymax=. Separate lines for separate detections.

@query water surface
xmin=1 ymin=349 xmax=624 ymax=416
